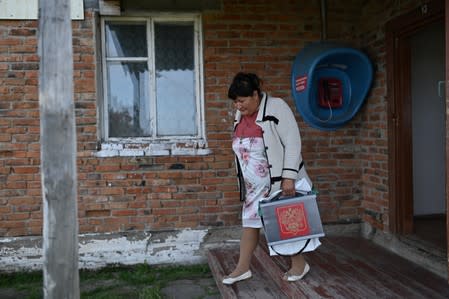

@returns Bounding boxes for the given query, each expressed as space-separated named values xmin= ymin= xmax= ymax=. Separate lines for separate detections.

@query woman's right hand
xmin=281 ymin=178 xmax=295 ymax=197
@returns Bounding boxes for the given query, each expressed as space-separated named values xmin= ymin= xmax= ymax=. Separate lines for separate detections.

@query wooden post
xmin=38 ymin=0 xmax=79 ymax=298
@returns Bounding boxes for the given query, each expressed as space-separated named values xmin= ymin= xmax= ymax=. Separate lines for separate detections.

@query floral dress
xmin=232 ymin=136 xmax=271 ymax=228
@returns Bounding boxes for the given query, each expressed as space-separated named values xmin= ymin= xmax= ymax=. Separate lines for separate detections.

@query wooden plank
xmin=257 ymin=241 xmax=375 ymax=299
xmin=259 ymin=236 xmax=449 ymax=298
xmin=209 ymin=237 xmax=449 ymax=299
xmin=306 ymin=242 xmax=418 ymax=298
xmin=305 ymin=254 xmax=379 ymax=298
xmin=0 ymin=0 xmax=84 ymax=19
xmin=39 ymin=0 xmax=79 ymax=298
xmin=325 ymin=237 xmax=449 ymax=298
xmin=253 ymin=245 xmax=318 ymax=298
xmin=208 ymin=246 xmax=289 ymax=299
xmin=99 ymin=0 xmax=120 ymax=15
xmin=207 ymin=248 xmax=238 ymax=299
xmin=239 ymin=249 xmax=289 ymax=299
xmin=122 ymin=0 xmax=221 ymax=12
xmin=211 ymin=247 xmax=279 ymax=299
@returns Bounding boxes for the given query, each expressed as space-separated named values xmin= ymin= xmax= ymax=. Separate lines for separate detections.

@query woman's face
xmin=233 ymin=90 xmax=260 ymax=116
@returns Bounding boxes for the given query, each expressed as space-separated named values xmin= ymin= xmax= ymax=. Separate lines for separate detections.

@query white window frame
xmin=98 ymin=14 xmax=208 ymax=157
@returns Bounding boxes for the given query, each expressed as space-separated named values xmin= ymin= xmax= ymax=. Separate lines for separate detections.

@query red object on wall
xmin=275 ymin=202 xmax=310 ymax=239
xmin=295 ymin=75 xmax=308 ymax=92
xmin=318 ymin=78 xmax=343 ymax=108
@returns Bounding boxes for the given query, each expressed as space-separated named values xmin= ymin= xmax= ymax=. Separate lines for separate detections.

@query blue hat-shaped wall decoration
xmin=291 ymin=41 xmax=373 ymax=130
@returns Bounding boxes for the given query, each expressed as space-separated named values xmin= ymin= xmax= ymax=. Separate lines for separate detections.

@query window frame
xmin=100 ymin=14 xmax=205 ymax=145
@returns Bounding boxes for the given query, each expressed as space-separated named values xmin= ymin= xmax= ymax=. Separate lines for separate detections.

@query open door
xmin=386 ymin=0 xmax=447 ymax=266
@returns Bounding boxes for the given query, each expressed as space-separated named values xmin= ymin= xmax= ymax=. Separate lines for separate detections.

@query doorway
xmin=386 ymin=0 xmax=446 ymax=253
xmin=410 ymin=20 xmax=446 ymax=250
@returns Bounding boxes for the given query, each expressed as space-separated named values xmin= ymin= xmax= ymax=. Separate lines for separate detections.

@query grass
xmin=0 ymin=263 xmax=218 ymax=299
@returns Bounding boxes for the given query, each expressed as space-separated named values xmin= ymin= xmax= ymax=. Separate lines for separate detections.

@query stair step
xmin=207 ymin=236 xmax=449 ymax=298
xmin=207 ymin=242 xmax=301 ymax=298
xmin=206 ymin=247 xmax=239 ymax=298
xmin=253 ymin=244 xmax=317 ymax=298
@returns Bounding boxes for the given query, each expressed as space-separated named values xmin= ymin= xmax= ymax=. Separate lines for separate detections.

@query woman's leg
xmin=227 ymin=227 xmax=260 ymax=277
xmin=288 ymin=253 xmax=306 ymax=275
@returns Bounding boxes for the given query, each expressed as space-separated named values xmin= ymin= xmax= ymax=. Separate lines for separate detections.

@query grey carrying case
xmin=259 ymin=193 xmax=324 ymax=255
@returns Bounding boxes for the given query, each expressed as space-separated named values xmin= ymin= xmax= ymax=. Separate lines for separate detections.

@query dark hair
xmin=227 ymin=72 xmax=262 ymax=100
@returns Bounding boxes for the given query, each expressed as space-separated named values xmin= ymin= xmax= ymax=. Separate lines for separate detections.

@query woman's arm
xmin=274 ymin=99 xmax=302 ymax=180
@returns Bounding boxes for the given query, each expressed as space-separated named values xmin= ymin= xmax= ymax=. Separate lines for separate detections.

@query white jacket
xmin=234 ymin=92 xmax=311 ymax=200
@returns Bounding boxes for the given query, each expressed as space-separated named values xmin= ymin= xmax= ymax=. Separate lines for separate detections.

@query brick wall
xmin=0 ymin=0 xmax=428 ymax=237
xmin=203 ymin=0 xmax=368 ymax=228
xmin=356 ymin=0 xmax=427 ymax=231
xmin=0 ymin=19 xmax=41 ymax=236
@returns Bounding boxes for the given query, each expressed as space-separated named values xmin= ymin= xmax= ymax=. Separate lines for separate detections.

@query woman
xmin=223 ymin=72 xmax=320 ymax=285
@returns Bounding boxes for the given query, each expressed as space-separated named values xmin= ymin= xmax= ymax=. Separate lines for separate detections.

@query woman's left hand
xmin=281 ymin=178 xmax=296 ymax=197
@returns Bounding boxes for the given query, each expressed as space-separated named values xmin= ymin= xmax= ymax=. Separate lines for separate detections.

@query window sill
xmin=94 ymin=140 xmax=211 ymax=157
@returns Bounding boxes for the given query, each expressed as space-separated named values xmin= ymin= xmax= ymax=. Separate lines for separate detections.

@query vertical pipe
xmin=320 ymin=0 xmax=327 ymax=40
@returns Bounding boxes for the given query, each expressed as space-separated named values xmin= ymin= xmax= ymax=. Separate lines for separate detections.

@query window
xmin=100 ymin=15 xmax=204 ymax=147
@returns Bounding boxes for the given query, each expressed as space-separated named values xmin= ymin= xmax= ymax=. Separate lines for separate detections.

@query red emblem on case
xmin=276 ymin=202 xmax=310 ymax=239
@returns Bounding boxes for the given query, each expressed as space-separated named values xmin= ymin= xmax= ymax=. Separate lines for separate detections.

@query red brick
xmin=112 ymin=210 xmax=137 ymax=217
xmin=86 ymin=210 xmax=110 ymax=217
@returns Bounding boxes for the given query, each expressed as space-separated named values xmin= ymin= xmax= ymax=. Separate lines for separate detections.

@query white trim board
xmin=0 ymin=0 xmax=84 ymax=20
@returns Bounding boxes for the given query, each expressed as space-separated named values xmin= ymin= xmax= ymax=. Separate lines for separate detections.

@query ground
xmin=0 ymin=264 xmax=221 ymax=299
